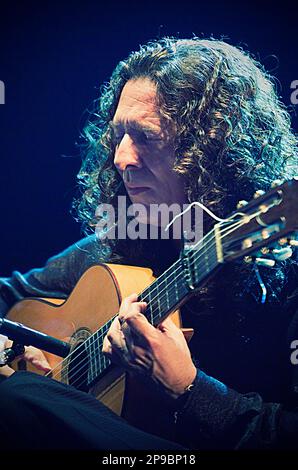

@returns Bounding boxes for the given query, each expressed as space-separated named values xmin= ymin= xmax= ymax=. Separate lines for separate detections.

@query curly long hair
xmin=72 ymin=37 xmax=297 ymax=304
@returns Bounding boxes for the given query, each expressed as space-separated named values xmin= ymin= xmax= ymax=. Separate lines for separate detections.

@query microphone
xmin=0 ymin=318 xmax=70 ymax=358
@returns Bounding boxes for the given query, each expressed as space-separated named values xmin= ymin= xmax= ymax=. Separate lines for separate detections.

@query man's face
xmin=112 ymin=78 xmax=186 ymax=224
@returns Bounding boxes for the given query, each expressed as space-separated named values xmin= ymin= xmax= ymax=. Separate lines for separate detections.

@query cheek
xmin=147 ymin=151 xmax=175 ymax=175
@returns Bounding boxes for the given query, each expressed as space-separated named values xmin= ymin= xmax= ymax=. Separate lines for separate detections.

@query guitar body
xmin=7 ymin=263 xmax=184 ymax=440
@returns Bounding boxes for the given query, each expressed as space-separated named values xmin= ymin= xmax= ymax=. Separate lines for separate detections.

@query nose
xmin=113 ymin=133 xmax=142 ymax=173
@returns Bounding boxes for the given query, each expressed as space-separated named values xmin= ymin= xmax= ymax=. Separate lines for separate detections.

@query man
xmin=0 ymin=37 xmax=297 ymax=450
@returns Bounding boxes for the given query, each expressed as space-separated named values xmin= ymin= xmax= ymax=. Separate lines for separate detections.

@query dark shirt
xmin=0 ymin=235 xmax=297 ymax=449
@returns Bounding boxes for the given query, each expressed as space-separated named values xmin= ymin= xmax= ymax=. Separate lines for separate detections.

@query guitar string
xmin=68 ymin=205 xmax=274 ymax=389
xmin=48 ymin=215 xmax=247 ymax=386
xmin=67 ymin=258 xmax=217 ymax=391
xmin=47 ymin=222 xmax=219 ymax=380
xmin=48 ymin=213 xmax=254 ymax=386
xmin=63 ymin=272 xmax=188 ymax=390
xmin=47 ymin=225 xmax=222 ymax=385
xmin=50 ymin=212 xmax=261 ymax=389
xmin=49 ymin=267 xmax=186 ymax=386
xmin=51 ymin=198 xmax=278 ymax=379
xmin=47 ymin=218 xmax=231 ymax=383
xmin=50 ymin=198 xmax=273 ymax=387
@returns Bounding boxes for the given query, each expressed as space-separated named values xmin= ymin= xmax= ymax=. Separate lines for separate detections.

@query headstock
xmin=219 ymin=178 xmax=298 ymax=266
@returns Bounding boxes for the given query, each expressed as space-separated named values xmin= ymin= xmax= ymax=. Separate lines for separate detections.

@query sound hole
xmin=68 ymin=341 xmax=89 ymax=392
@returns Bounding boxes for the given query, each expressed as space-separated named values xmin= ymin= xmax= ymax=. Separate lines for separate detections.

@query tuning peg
xmin=259 ymin=204 xmax=269 ymax=213
xmin=244 ymin=256 xmax=275 ymax=267
xmin=271 ymin=179 xmax=283 ymax=188
xmin=237 ymin=200 xmax=248 ymax=209
xmin=253 ymin=190 xmax=266 ymax=199
xmin=242 ymin=238 xmax=253 ymax=249
xmin=272 ymin=247 xmax=293 ymax=261
xmin=255 ymin=258 xmax=276 ymax=267
xmin=261 ymin=229 xmax=270 ymax=240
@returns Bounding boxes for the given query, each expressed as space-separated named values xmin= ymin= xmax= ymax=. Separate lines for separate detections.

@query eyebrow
xmin=109 ymin=120 xmax=161 ymax=136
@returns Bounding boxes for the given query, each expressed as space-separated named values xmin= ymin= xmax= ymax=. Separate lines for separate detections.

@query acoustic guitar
xmin=6 ymin=179 xmax=298 ymax=440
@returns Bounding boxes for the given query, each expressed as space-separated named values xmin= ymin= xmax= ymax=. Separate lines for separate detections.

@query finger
xmin=103 ymin=317 xmax=131 ymax=365
xmin=0 ymin=365 xmax=15 ymax=377
xmin=102 ymin=336 xmax=113 ymax=361
xmin=118 ymin=294 xmax=142 ymax=321
xmin=4 ymin=338 xmax=13 ymax=349
xmin=106 ymin=317 xmax=126 ymax=350
xmin=24 ymin=347 xmax=52 ymax=372
xmin=123 ymin=312 xmax=158 ymax=344
xmin=119 ymin=302 xmax=147 ymax=324
xmin=121 ymin=293 xmax=138 ymax=311
xmin=102 ymin=335 xmax=123 ymax=366
xmin=102 ymin=317 xmax=122 ymax=355
xmin=30 ymin=359 xmax=52 ymax=373
xmin=0 ymin=335 xmax=9 ymax=351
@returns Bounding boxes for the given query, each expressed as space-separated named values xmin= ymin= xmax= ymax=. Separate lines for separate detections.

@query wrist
xmin=173 ymin=366 xmax=198 ymax=399
xmin=173 ymin=368 xmax=199 ymax=411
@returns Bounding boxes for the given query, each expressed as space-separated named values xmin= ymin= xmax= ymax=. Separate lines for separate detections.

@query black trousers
xmin=0 ymin=371 xmax=184 ymax=450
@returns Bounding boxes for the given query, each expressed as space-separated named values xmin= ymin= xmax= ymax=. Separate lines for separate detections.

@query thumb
xmin=24 ymin=346 xmax=52 ymax=372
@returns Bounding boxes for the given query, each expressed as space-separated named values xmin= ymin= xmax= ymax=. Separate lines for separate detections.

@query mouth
xmin=126 ymin=186 xmax=150 ymax=196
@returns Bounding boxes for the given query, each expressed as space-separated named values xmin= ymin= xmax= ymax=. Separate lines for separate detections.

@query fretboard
xmin=84 ymin=258 xmax=190 ymax=387
xmin=84 ymin=232 xmax=219 ymax=387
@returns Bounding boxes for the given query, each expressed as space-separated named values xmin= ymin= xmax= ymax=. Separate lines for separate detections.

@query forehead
xmin=113 ymin=78 xmax=160 ymax=126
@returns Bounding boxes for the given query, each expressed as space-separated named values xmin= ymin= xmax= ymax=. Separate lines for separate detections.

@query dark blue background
xmin=0 ymin=0 xmax=297 ymax=275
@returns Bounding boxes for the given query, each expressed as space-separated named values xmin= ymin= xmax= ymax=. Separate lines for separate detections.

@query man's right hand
xmin=0 ymin=335 xmax=51 ymax=377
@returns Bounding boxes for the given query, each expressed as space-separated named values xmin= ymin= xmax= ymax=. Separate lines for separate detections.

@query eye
xmin=115 ymin=134 xmax=124 ymax=145
xmin=135 ymin=131 xmax=162 ymax=146
xmin=111 ymin=129 xmax=124 ymax=146
xmin=137 ymin=132 xmax=150 ymax=144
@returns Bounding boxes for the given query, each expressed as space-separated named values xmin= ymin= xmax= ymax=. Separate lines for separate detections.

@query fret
xmin=87 ymin=333 xmax=95 ymax=384
xmin=89 ymin=332 xmax=95 ymax=382
xmin=138 ymin=260 xmax=187 ymax=326
xmin=87 ymin=319 xmax=114 ymax=386
xmin=165 ymin=278 xmax=170 ymax=311
xmin=95 ymin=328 xmax=104 ymax=377
xmin=174 ymin=275 xmax=179 ymax=304
xmin=156 ymin=281 xmax=161 ymax=316
xmin=141 ymin=289 xmax=154 ymax=324
xmin=161 ymin=275 xmax=168 ymax=308
xmin=88 ymin=330 xmax=101 ymax=384
xmin=61 ymin=357 xmax=68 ymax=384
xmin=147 ymin=302 xmax=155 ymax=325
xmin=102 ymin=352 xmax=111 ymax=371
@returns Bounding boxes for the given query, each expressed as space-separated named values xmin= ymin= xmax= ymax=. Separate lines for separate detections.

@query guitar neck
xmin=84 ymin=229 xmax=219 ymax=388
xmin=54 ymin=179 xmax=298 ymax=390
